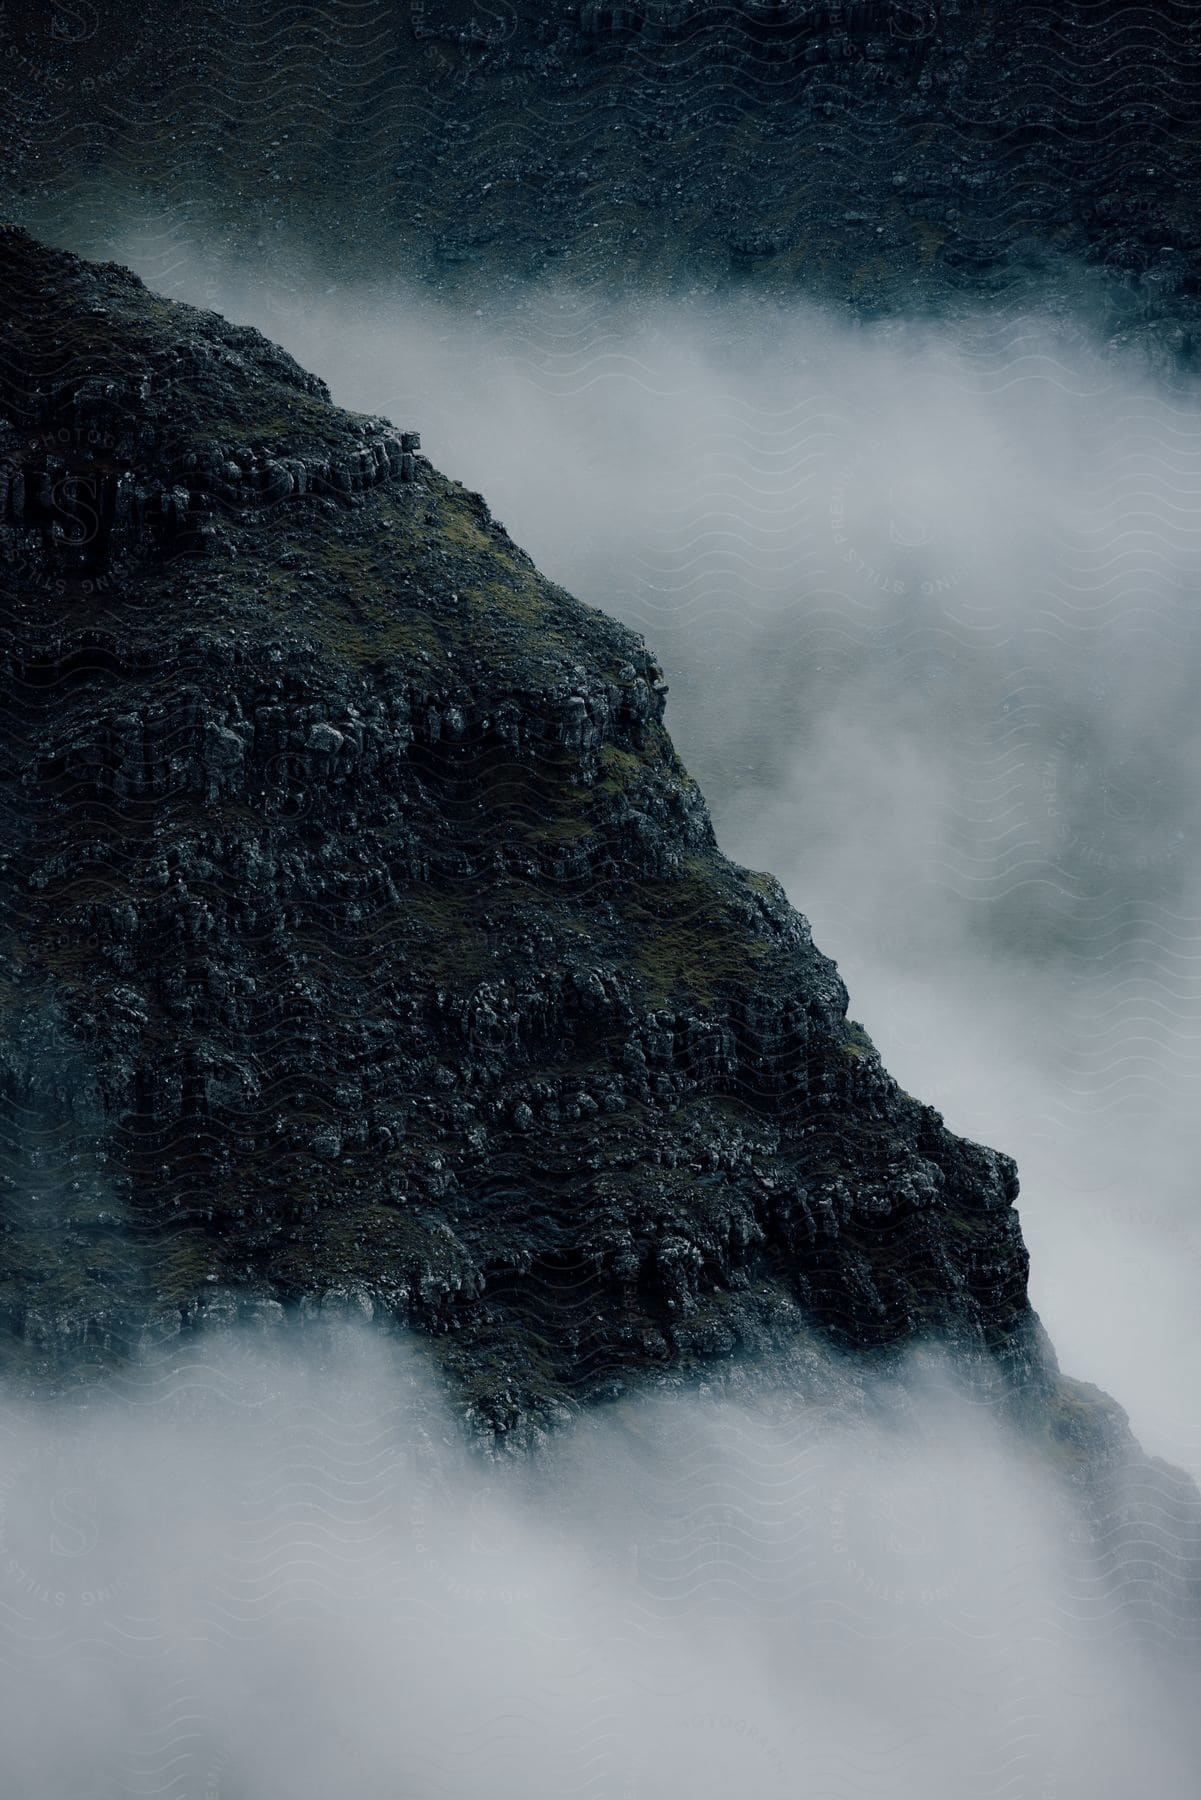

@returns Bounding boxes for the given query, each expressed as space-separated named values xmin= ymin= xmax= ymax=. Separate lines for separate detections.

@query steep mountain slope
xmin=0 ymin=224 xmax=1175 ymax=1527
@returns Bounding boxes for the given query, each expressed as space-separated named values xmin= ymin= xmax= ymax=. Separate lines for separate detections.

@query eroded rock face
xmin=0 ymin=230 xmax=1165 ymax=1500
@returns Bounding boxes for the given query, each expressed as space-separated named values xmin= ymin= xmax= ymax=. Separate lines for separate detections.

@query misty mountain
xmin=5 ymin=11 xmax=1201 ymax=1784
xmin=0 ymin=222 xmax=1138 ymax=1467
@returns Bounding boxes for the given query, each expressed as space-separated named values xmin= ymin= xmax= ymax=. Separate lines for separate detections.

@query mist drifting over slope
xmin=111 ymin=232 xmax=1201 ymax=1486
xmin=2 ymin=1324 xmax=1199 ymax=1800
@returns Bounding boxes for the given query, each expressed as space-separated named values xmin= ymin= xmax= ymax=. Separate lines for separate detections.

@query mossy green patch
xmin=596 ymin=744 xmax=644 ymax=795
xmin=630 ymin=861 xmax=770 ymax=1006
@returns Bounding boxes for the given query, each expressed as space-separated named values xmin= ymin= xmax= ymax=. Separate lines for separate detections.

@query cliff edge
xmin=0 ymin=226 xmax=1184 ymax=1580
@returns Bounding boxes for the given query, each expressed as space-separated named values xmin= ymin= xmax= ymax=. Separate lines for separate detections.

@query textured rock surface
xmin=0 ymin=222 xmax=1185 ymax=1572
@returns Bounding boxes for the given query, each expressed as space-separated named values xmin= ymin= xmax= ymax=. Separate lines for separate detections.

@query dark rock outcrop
xmin=0 ymin=222 xmax=1188 ymax=1622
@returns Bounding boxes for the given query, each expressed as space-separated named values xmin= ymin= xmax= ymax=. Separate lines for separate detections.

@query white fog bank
xmin=1 ymin=1326 xmax=1198 ymax=1800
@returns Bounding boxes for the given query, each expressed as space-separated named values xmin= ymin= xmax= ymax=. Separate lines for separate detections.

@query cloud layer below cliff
xmin=1 ymin=1325 xmax=1197 ymax=1800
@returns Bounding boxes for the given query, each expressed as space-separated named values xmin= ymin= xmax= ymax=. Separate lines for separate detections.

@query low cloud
xmin=1 ymin=1323 xmax=1197 ymax=1799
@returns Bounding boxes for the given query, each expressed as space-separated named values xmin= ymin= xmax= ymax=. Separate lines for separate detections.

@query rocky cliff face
xmin=0 ymin=225 xmax=1174 ymax=1519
